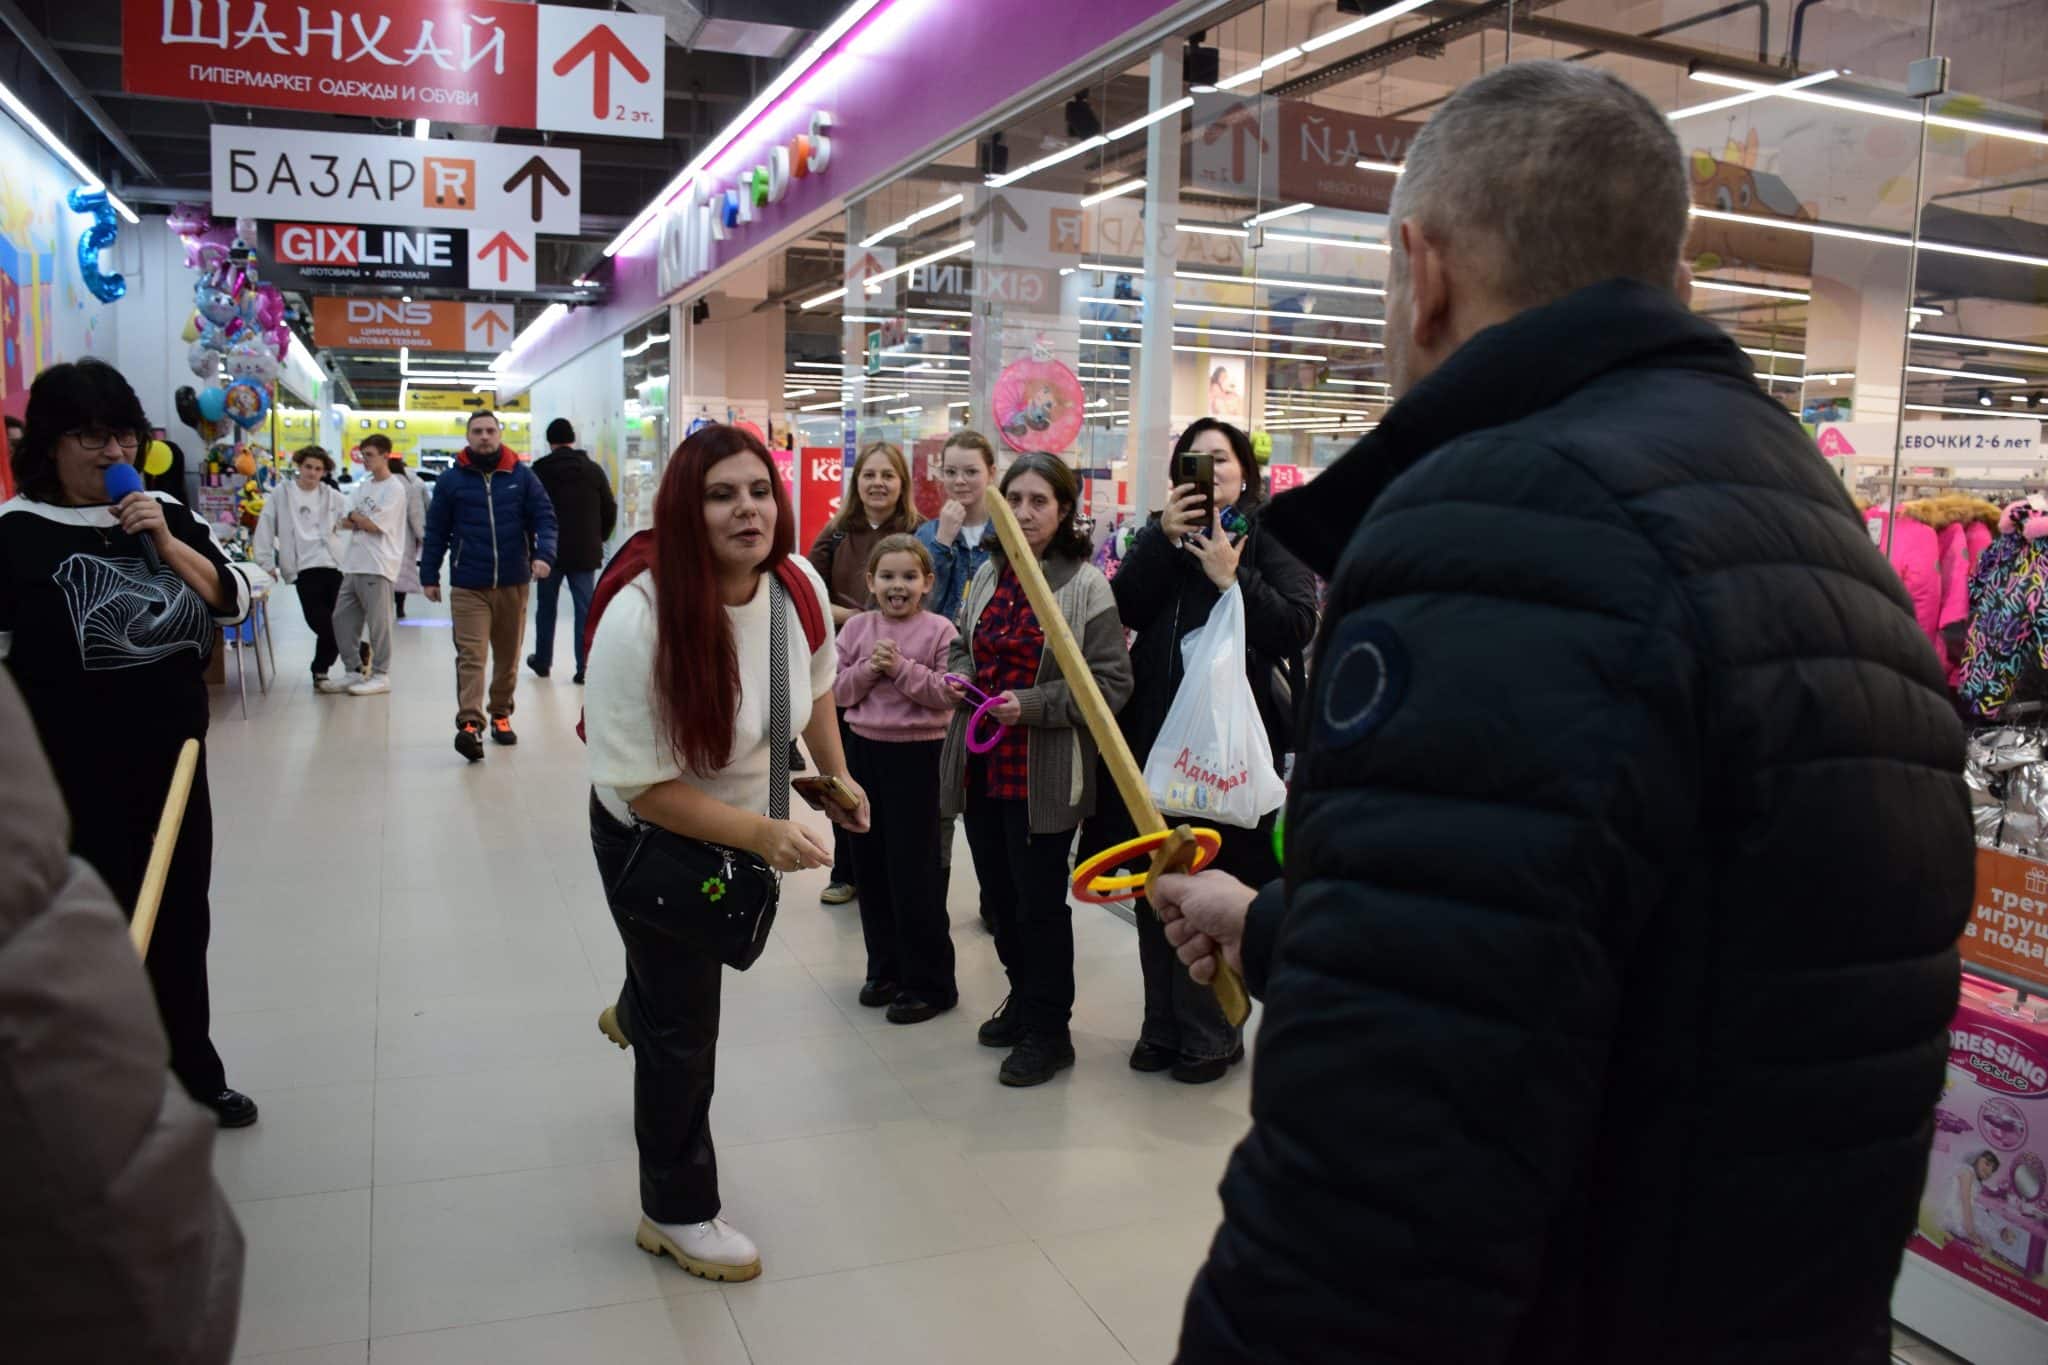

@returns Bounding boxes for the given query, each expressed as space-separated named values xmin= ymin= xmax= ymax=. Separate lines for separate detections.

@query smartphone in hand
xmin=792 ymin=775 xmax=861 ymax=813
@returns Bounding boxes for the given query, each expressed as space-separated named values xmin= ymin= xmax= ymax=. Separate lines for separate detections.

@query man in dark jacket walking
xmin=420 ymin=410 xmax=558 ymax=761
xmin=527 ymin=418 xmax=616 ymax=685
xmin=1155 ymin=61 xmax=1973 ymax=1364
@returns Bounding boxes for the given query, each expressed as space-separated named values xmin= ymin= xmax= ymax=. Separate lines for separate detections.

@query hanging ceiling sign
xmin=264 ymin=221 xmax=468 ymax=289
xmin=212 ymin=125 xmax=578 ymax=234
xmin=314 ymin=297 xmax=515 ymax=351
xmin=406 ymin=388 xmax=528 ymax=413
xmin=125 ymin=0 xmax=663 ymax=138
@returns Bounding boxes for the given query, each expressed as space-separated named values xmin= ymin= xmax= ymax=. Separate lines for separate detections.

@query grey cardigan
xmin=940 ymin=548 xmax=1133 ymax=834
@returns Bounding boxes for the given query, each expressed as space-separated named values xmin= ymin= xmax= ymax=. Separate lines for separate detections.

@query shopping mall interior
xmin=1 ymin=0 xmax=2045 ymax=1361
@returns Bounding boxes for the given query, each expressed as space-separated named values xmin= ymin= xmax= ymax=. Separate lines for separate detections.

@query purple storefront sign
xmin=499 ymin=0 xmax=1188 ymax=392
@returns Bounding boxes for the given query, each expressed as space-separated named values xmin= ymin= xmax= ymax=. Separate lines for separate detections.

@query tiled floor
xmin=204 ymin=594 xmax=1253 ymax=1363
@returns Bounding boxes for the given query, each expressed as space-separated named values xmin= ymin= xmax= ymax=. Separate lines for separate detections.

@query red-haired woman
xmin=583 ymin=424 xmax=868 ymax=1282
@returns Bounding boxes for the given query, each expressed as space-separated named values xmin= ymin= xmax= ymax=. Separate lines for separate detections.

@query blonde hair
xmin=828 ymin=440 xmax=920 ymax=535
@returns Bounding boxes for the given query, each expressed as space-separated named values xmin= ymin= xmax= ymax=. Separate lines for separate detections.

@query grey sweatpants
xmin=332 ymin=572 xmax=395 ymax=676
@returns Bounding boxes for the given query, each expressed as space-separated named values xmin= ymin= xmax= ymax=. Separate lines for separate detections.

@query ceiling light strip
xmin=1081 ymin=180 xmax=1147 ymax=207
xmin=1690 ymin=71 xmax=2048 ymax=148
xmin=1666 ymin=68 xmax=1841 ymax=122
xmin=1689 ymin=206 xmax=2048 ymax=270
xmin=859 ymin=193 xmax=965 ymax=248
xmin=0 ymin=79 xmax=138 ymax=223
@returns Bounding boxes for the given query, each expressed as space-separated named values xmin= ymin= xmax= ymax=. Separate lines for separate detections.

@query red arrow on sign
xmin=553 ymin=24 xmax=651 ymax=120
xmin=475 ymin=233 xmax=530 ymax=286
xmin=470 ymin=308 xmax=512 ymax=347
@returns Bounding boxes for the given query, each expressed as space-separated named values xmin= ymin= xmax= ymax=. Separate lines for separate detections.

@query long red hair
xmin=651 ymin=423 xmax=795 ymax=775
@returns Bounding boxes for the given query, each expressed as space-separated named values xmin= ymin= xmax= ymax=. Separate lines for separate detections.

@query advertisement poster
xmin=799 ymin=446 xmax=842 ymax=553
xmin=313 ymin=298 xmax=514 ymax=352
xmin=1907 ymin=982 xmax=2048 ymax=1325
xmin=1967 ymin=848 xmax=2048 ymax=995
xmin=1204 ymin=353 xmax=1248 ymax=422
xmin=264 ymin=222 xmax=468 ymax=290
xmin=124 ymin=0 xmax=663 ymax=137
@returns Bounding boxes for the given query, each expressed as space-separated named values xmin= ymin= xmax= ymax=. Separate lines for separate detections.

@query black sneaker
xmin=977 ymin=995 xmax=1026 ymax=1049
xmin=886 ymin=994 xmax=956 ymax=1025
xmin=573 ymin=670 xmax=586 ymax=685
xmin=1171 ymin=1042 xmax=1247 ymax=1086
xmin=455 ymin=724 xmax=485 ymax=762
xmin=999 ymin=1034 xmax=1076 ymax=1088
xmin=490 ymin=716 xmax=518 ymax=745
xmin=526 ymin=653 xmax=550 ymax=678
xmin=205 ymin=1088 xmax=260 ymax=1128
xmin=1128 ymin=1040 xmax=1176 ymax=1073
xmin=858 ymin=979 xmax=900 ymax=1008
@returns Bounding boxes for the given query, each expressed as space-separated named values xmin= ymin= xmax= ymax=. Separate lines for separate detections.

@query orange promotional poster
xmin=1967 ymin=848 xmax=2048 ymax=995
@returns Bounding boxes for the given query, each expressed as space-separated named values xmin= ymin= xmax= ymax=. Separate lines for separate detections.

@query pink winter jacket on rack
xmin=1866 ymin=505 xmax=1944 ymax=664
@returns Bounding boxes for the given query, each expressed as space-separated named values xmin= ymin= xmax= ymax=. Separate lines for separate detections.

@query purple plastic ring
xmin=944 ymin=673 xmax=1010 ymax=754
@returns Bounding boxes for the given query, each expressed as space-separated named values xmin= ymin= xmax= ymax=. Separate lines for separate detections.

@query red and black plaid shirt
xmin=972 ymin=566 xmax=1044 ymax=801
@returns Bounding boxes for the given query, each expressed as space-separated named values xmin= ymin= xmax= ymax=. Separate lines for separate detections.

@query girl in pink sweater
xmin=833 ymin=534 xmax=961 ymax=1023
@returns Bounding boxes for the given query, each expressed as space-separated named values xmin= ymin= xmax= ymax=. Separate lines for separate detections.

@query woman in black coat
xmin=1088 ymin=418 xmax=1317 ymax=1083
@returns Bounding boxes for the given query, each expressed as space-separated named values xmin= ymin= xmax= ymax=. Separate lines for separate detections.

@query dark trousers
xmin=590 ymin=792 xmax=724 ymax=1224
xmin=294 ymin=566 xmax=343 ymax=676
xmin=829 ymin=709 xmax=859 ymax=885
xmin=1134 ymin=811 xmax=1278 ymax=1063
xmin=963 ymin=789 xmax=1076 ymax=1039
xmin=846 ymin=734 xmax=955 ymax=1002
xmin=533 ymin=568 xmax=597 ymax=673
xmin=71 ymin=742 xmax=227 ymax=1100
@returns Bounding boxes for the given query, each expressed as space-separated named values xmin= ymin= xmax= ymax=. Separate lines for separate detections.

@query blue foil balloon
xmin=66 ymin=187 xmax=125 ymax=304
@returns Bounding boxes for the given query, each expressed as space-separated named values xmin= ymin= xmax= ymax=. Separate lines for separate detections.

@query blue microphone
xmin=102 ymin=462 xmax=161 ymax=574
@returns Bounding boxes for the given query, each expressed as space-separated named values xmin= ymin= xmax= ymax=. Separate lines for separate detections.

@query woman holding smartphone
xmin=1086 ymin=418 xmax=1317 ymax=1083
xmin=941 ymin=454 xmax=1131 ymax=1087
xmin=584 ymin=423 xmax=868 ymax=1281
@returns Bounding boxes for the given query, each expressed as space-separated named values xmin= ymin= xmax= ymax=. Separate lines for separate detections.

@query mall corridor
xmin=201 ymin=601 xmax=1253 ymax=1364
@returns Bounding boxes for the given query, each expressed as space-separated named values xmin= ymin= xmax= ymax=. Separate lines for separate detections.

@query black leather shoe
xmin=1171 ymin=1043 xmax=1247 ymax=1086
xmin=886 ymin=994 xmax=955 ymax=1025
xmin=999 ymin=1034 xmax=1076 ymax=1088
xmin=573 ymin=670 xmax=586 ymax=685
xmin=977 ymin=995 xmax=1026 ymax=1049
xmin=858 ymin=979 xmax=900 ymax=1008
xmin=455 ymin=725 xmax=485 ymax=762
xmin=526 ymin=653 xmax=550 ymax=679
xmin=206 ymin=1088 xmax=259 ymax=1128
xmin=1128 ymin=1040 xmax=1176 ymax=1073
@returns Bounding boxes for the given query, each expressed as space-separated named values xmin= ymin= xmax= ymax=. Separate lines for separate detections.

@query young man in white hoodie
xmin=331 ymin=438 xmax=408 ymax=696
xmin=253 ymin=445 xmax=350 ymax=691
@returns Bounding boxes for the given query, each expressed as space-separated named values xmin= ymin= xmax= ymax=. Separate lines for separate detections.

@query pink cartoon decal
xmin=993 ymin=346 xmax=1083 ymax=455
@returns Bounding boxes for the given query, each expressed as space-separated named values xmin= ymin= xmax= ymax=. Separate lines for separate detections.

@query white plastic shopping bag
xmin=1142 ymin=584 xmax=1288 ymax=828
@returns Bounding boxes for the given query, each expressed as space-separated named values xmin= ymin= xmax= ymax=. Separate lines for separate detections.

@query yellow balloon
xmin=143 ymin=440 xmax=174 ymax=476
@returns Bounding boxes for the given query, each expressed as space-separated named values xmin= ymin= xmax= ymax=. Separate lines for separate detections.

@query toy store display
xmin=1907 ymin=977 xmax=2048 ymax=1328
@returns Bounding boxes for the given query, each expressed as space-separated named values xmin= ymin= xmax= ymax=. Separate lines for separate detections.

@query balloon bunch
xmin=169 ymin=203 xmax=290 ymax=421
xmin=67 ymin=188 xmax=126 ymax=304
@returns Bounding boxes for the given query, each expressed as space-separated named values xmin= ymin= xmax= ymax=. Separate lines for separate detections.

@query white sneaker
xmin=313 ymin=676 xmax=348 ymax=694
xmin=347 ymin=675 xmax=391 ymax=696
xmin=634 ymin=1215 xmax=761 ymax=1282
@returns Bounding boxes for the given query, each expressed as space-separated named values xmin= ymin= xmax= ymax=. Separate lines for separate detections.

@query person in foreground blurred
xmin=0 ymin=672 xmax=244 ymax=1364
xmin=1154 ymin=62 xmax=1972 ymax=1364
xmin=0 ymin=359 xmax=258 ymax=1127
xmin=1085 ymin=417 xmax=1315 ymax=1085
xmin=583 ymin=423 xmax=867 ymax=1281
xmin=419 ymin=410 xmax=557 ymax=760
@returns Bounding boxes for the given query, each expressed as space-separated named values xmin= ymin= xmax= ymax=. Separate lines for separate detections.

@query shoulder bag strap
xmin=769 ymin=572 xmax=791 ymax=822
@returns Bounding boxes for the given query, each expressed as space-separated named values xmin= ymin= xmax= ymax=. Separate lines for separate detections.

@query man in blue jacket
xmin=1154 ymin=61 xmax=1971 ymax=1363
xmin=420 ymin=411 xmax=558 ymax=761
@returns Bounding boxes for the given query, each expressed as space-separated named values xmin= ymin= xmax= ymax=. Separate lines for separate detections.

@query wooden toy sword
xmin=981 ymin=488 xmax=1252 ymax=1027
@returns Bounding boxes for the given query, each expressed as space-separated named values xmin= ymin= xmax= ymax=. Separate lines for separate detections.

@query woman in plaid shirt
xmin=939 ymin=454 xmax=1132 ymax=1088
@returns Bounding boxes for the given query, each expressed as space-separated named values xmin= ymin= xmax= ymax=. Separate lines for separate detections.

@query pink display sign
xmin=500 ymin=0 xmax=1186 ymax=392
xmin=1907 ymin=978 xmax=2048 ymax=1323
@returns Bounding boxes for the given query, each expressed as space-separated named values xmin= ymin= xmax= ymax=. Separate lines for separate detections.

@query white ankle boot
xmin=635 ymin=1215 xmax=761 ymax=1282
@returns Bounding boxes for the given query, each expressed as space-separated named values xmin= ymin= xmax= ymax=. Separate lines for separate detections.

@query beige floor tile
xmin=231 ymin=1189 xmax=371 ymax=1356
xmin=235 ymin=1342 xmax=369 ymax=1364
xmin=374 ymin=989 xmax=614 ymax=1080
xmin=369 ymin=1159 xmax=713 ymax=1339
xmin=369 ymin=1296 xmax=748 ymax=1365
xmin=373 ymin=1056 xmax=635 ymax=1187
xmin=725 ymin=1242 xmax=1133 ymax=1365
xmin=213 ymin=1082 xmax=374 ymax=1202
xmin=210 ymin=1004 xmax=378 ymax=1093
xmin=1038 ymin=1214 xmax=1224 ymax=1365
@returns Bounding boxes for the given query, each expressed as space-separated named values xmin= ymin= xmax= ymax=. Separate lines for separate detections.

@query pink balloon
xmin=166 ymin=203 xmax=212 ymax=238
xmin=256 ymin=284 xmax=286 ymax=330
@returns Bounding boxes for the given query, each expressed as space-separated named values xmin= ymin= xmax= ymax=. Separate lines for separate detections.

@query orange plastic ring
xmin=1071 ymin=828 xmax=1223 ymax=904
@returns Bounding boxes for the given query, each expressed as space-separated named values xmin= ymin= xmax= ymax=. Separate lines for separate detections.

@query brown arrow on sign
xmin=470 ymin=308 xmax=512 ymax=347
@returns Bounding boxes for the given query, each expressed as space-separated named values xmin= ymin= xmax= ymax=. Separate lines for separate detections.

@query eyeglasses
xmin=69 ymin=429 xmax=141 ymax=452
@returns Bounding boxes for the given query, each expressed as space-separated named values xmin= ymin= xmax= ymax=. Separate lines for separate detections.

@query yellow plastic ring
xmin=1071 ymin=828 xmax=1223 ymax=904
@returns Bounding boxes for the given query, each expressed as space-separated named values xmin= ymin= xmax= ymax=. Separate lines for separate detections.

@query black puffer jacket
xmin=1177 ymin=280 xmax=1972 ymax=1365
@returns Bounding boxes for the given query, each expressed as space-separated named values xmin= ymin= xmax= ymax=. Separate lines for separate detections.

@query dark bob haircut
xmin=997 ymin=452 xmax=1092 ymax=562
xmin=1171 ymin=417 xmax=1262 ymax=507
xmin=14 ymin=359 xmax=150 ymax=504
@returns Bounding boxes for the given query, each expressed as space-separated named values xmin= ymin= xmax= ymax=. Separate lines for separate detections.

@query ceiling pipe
xmin=0 ymin=0 xmax=158 ymax=182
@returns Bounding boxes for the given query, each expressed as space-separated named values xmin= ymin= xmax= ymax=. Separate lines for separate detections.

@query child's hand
xmin=944 ymin=675 xmax=970 ymax=706
xmin=869 ymin=639 xmax=898 ymax=676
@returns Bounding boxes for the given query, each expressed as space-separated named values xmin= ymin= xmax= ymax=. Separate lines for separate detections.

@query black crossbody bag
xmin=602 ymin=575 xmax=794 ymax=971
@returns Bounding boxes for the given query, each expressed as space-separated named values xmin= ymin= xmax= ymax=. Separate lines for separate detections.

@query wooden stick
xmin=983 ymin=490 xmax=1251 ymax=1027
xmin=130 ymin=739 xmax=201 ymax=958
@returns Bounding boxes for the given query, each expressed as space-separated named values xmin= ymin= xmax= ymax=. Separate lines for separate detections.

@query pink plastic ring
xmin=945 ymin=674 xmax=1011 ymax=755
